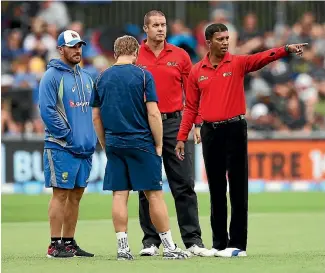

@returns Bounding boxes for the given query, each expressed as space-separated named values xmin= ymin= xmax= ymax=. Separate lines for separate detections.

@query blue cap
xmin=57 ymin=30 xmax=86 ymax=47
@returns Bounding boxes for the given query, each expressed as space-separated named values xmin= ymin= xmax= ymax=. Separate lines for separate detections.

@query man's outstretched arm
xmin=241 ymin=43 xmax=308 ymax=74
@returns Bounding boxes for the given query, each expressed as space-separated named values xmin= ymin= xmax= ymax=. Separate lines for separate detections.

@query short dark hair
xmin=144 ymin=10 xmax=165 ymax=26
xmin=205 ymin=23 xmax=228 ymax=40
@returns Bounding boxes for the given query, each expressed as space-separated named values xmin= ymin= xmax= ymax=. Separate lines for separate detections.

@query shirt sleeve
xmin=195 ymin=105 xmax=203 ymax=125
xmin=39 ymin=71 xmax=72 ymax=143
xmin=239 ymin=46 xmax=289 ymax=75
xmin=90 ymin=76 xmax=101 ymax=107
xmin=181 ymin=50 xmax=201 ymax=124
xmin=177 ymin=68 xmax=201 ymax=141
xmin=181 ymin=50 xmax=192 ymax=97
xmin=144 ymin=71 xmax=158 ymax=103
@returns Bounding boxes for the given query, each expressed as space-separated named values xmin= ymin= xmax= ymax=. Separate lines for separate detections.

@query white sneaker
xmin=163 ymin=245 xmax=190 ymax=260
xmin=187 ymin=244 xmax=215 ymax=257
xmin=210 ymin=248 xmax=219 ymax=256
xmin=139 ymin=244 xmax=159 ymax=256
xmin=215 ymin=247 xmax=247 ymax=257
xmin=117 ymin=248 xmax=134 ymax=260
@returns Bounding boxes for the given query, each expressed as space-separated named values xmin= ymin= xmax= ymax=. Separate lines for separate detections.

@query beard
xmin=69 ymin=56 xmax=81 ymax=65
xmin=63 ymin=52 xmax=81 ymax=65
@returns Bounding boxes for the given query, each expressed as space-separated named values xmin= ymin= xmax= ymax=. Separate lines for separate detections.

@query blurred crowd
xmin=2 ymin=1 xmax=325 ymax=137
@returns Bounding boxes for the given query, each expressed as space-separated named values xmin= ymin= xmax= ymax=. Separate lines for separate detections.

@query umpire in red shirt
xmin=176 ymin=23 xmax=307 ymax=257
xmin=136 ymin=10 xmax=211 ymax=257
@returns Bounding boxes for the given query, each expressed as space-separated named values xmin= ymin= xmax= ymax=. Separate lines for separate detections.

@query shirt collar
xmin=141 ymin=39 xmax=173 ymax=52
xmin=201 ymin=52 xmax=233 ymax=68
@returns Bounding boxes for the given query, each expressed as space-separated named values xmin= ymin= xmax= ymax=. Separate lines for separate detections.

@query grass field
xmin=2 ymin=192 xmax=325 ymax=273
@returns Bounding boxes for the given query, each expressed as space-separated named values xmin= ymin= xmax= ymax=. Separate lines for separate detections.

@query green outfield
xmin=2 ymin=192 xmax=325 ymax=273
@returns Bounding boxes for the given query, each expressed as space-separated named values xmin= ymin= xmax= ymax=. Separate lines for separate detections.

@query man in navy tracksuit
xmin=39 ymin=30 xmax=97 ymax=258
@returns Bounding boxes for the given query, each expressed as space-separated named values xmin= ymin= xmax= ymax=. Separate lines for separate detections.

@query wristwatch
xmin=285 ymin=44 xmax=291 ymax=53
xmin=195 ymin=123 xmax=202 ymax=128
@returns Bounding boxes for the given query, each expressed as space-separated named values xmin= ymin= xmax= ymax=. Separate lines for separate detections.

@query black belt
xmin=161 ymin=111 xmax=182 ymax=121
xmin=203 ymin=115 xmax=245 ymax=128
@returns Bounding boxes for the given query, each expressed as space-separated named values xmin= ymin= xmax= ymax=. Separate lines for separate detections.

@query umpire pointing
xmin=176 ymin=23 xmax=308 ymax=257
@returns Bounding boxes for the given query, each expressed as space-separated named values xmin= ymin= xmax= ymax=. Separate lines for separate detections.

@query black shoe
xmin=65 ymin=239 xmax=94 ymax=257
xmin=47 ymin=240 xmax=75 ymax=258
xmin=117 ymin=248 xmax=134 ymax=260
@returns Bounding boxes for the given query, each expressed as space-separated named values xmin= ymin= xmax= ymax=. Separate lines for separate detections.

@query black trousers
xmin=138 ymin=116 xmax=203 ymax=248
xmin=201 ymin=119 xmax=248 ymax=251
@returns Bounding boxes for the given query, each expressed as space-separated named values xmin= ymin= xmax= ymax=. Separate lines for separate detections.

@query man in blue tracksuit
xmin=39 ymin=30 xmax=97 ymax=258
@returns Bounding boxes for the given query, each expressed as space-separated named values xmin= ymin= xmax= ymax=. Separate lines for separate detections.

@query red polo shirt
xmin=137 ymin=40 xmax=193 ymax=114
xmin=177 ymin=47 xmax=289 ymax=141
